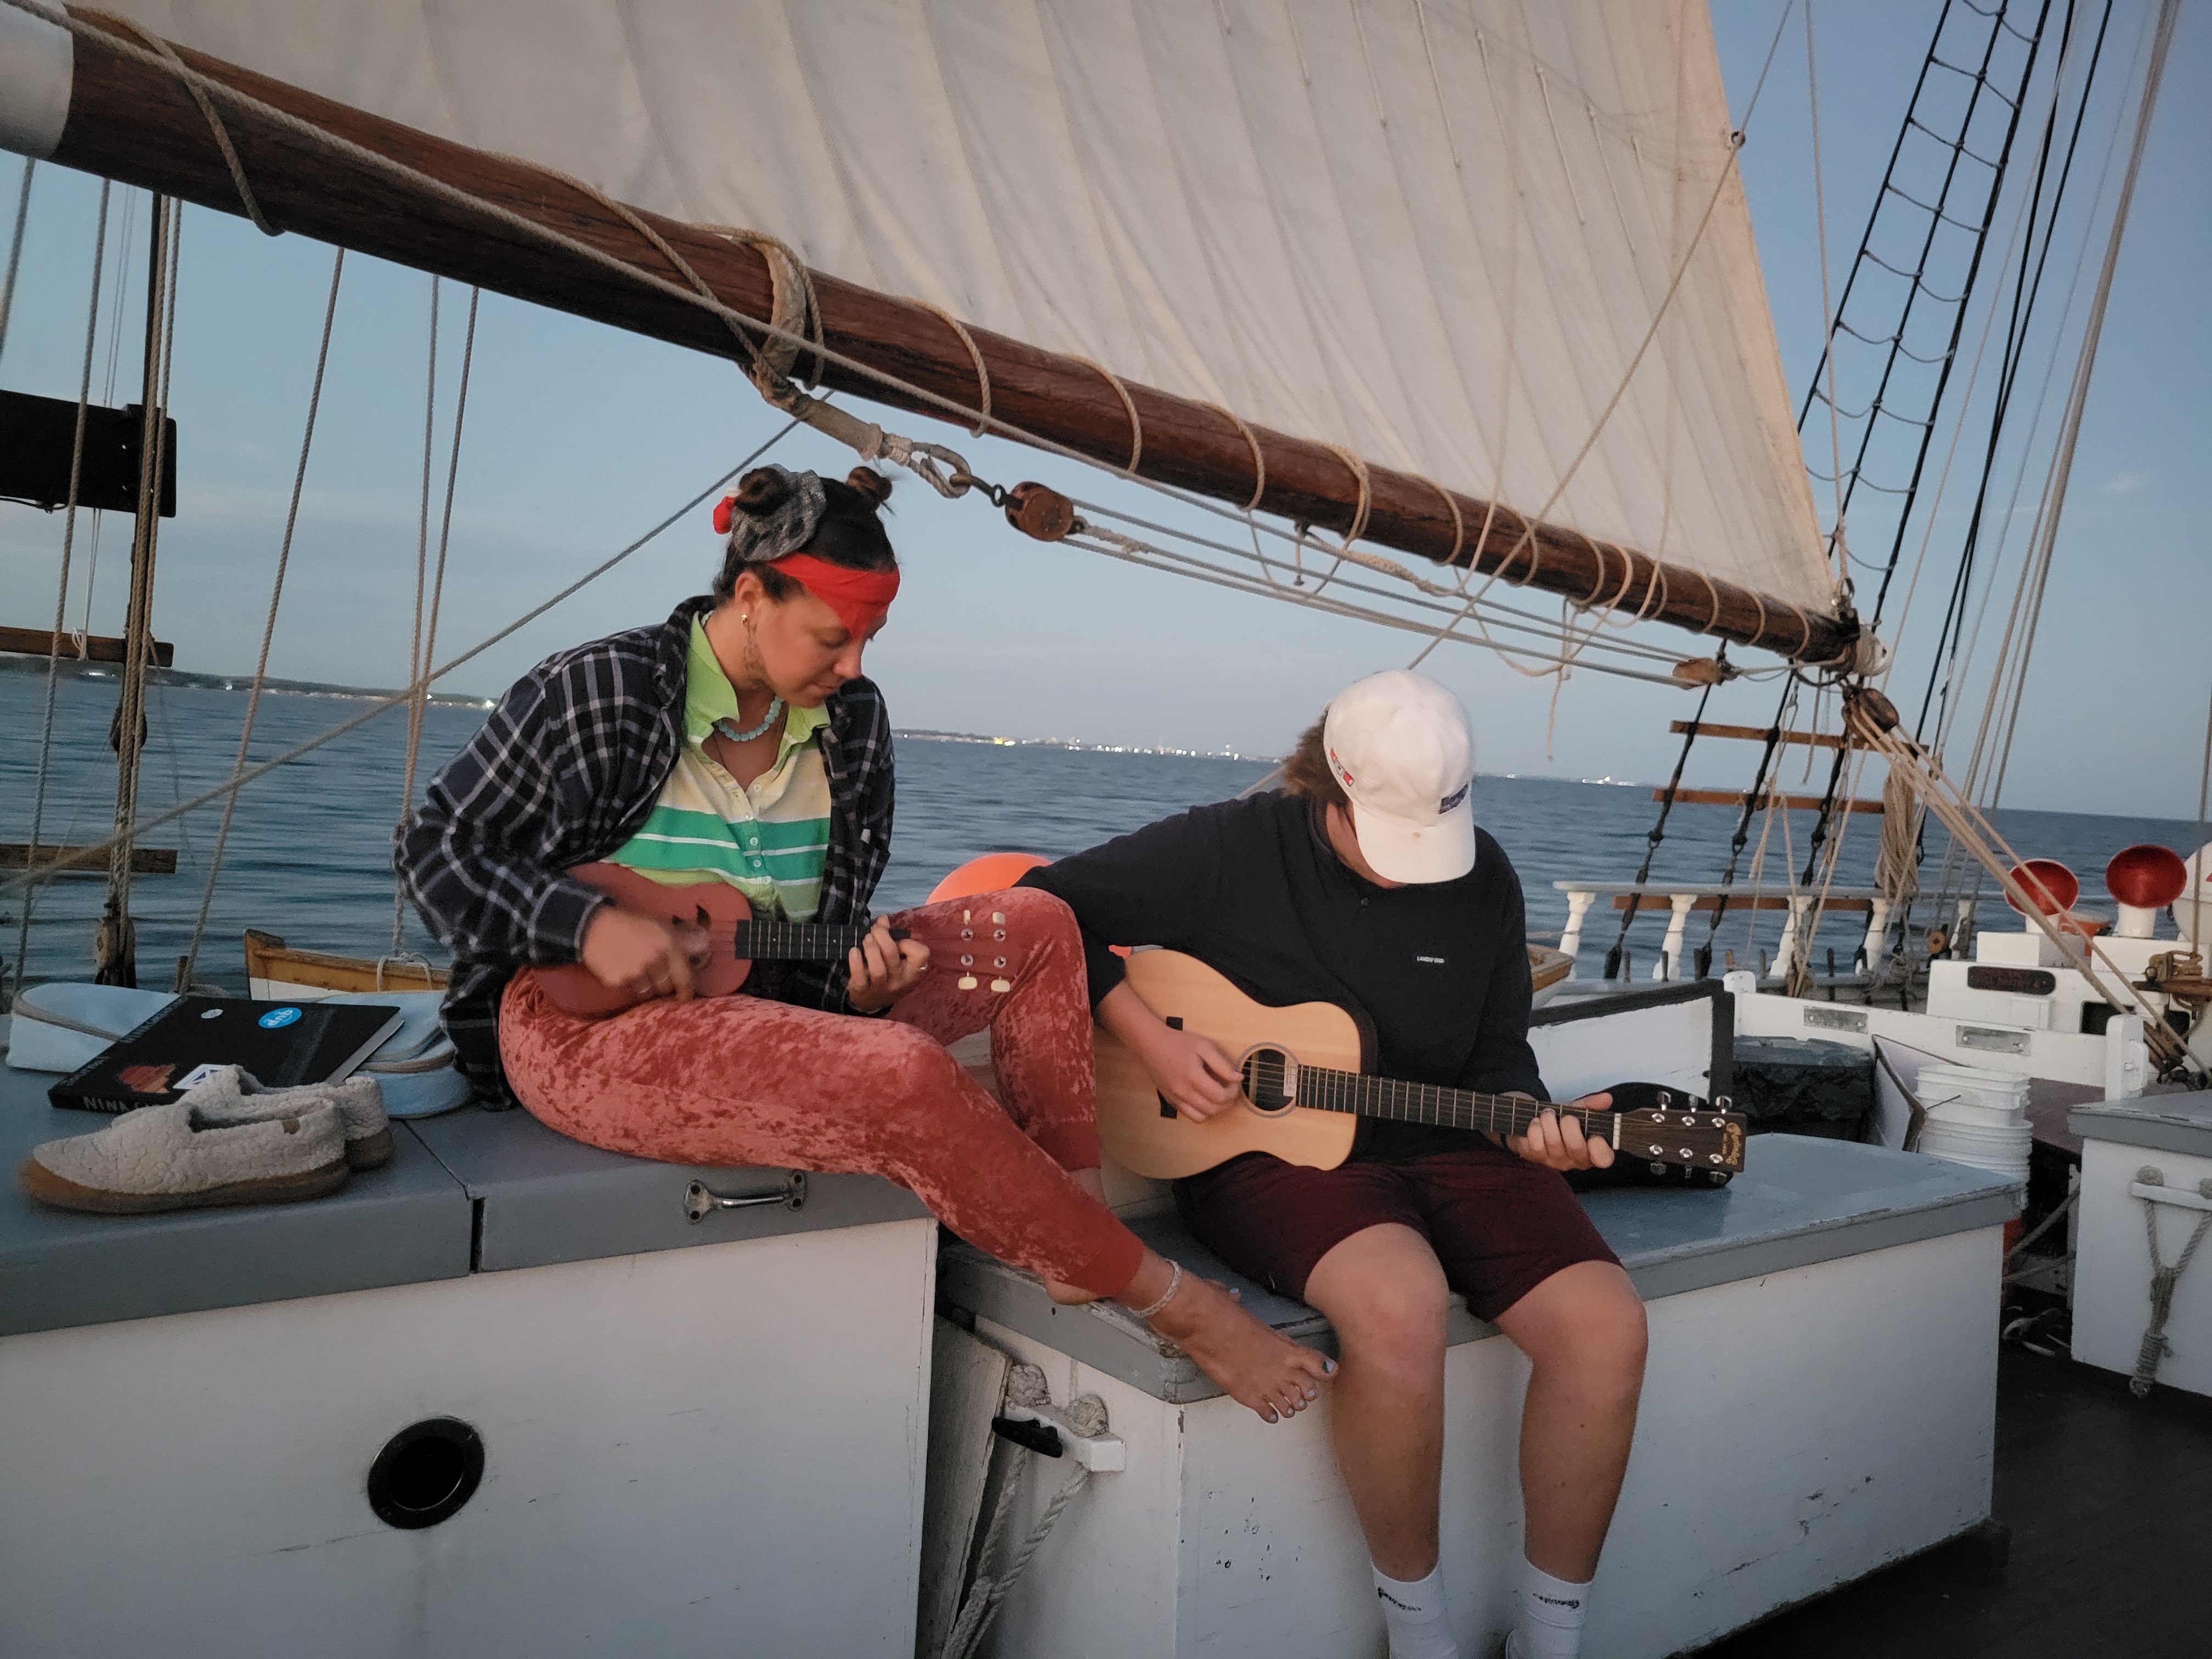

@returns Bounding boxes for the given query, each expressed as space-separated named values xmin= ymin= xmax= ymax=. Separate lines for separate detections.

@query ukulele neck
xmin=730 ymin=918 xmax=871 ymax=963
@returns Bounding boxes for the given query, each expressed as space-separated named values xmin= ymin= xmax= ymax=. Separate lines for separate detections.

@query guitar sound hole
xmin=1241 ymin=1045 xmax=1297 ymax=1116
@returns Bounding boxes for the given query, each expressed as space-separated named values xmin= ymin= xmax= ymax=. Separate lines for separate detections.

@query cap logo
xmin=1438 ymin=781 xmax=1470 ymax=814
xmin=1327 ymin=746 xmax=1355 ymax=788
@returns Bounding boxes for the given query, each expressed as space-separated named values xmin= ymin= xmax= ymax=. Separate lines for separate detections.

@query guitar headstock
xmin=1610 ymin=1092 xmax=1746 ymax=1175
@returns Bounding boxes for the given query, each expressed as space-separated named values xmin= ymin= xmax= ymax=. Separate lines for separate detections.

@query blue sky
xmin=1 ymin=1 xmax=2203 ymax=816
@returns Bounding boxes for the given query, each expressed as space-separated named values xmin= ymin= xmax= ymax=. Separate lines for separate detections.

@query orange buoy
xmin=928 ymin=851 xmax=1051 ymax=904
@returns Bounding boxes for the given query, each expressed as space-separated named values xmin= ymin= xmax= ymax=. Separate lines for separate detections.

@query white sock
xmin=1513 ymin=1559 xmax=1590 ymax=1659
xmin=1372 ymin=1562 xmax=1459 ymax=1659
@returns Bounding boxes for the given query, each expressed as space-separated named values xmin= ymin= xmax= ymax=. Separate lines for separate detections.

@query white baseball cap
xmin=1321 ymin=671 xmax=1476 ymax=883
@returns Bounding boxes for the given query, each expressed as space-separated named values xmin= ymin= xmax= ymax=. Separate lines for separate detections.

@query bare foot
xmin=1144 ymin=1272 xmax=1334 ymax=1423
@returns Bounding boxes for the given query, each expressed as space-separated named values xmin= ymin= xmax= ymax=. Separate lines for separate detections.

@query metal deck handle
xmin=684 ymin=1170 xmax=808 ymax=1222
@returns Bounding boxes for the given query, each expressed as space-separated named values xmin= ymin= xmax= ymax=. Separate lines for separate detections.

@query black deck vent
xmin=366 ymin=1417 xmax=485 ymax=1530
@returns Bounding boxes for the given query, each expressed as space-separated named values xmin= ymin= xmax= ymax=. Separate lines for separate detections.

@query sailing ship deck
xmin=1701 ymin=1345 xmax=2212 ymax=1658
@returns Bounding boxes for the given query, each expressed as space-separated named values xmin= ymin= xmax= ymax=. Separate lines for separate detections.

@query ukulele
xmin=535 ymin=862 xmax=1023 ymax=1018
xmin=1094 ymin=951 xmax=1745 ymax=1181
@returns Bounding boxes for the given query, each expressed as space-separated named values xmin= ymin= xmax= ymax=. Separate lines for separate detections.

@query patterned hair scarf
xmin=714 ymin=465 xmax=826 ymax=562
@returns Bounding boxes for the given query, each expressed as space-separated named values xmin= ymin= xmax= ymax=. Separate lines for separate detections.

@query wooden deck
xmin=1697 ymin=1347 xmax=2212 ymax=1657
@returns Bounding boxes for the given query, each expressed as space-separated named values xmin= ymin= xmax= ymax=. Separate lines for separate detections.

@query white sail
xmin=86 ymin=0 xmax=1833 ymax=615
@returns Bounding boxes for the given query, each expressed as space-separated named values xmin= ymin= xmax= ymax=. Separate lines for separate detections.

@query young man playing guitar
xmin=396 ymin=464 xmax=1330 ymax=1425
xmin=1023 ymin=671 xmax=1646 ymax=1659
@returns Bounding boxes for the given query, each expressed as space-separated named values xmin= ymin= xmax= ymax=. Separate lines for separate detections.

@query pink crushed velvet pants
xmin=499 ymin=885 xmax=1145 ymax=1297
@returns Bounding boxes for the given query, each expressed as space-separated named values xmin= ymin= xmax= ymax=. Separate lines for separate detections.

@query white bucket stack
xmin=1914 ymin=1064 xmax=2032 ymax=1181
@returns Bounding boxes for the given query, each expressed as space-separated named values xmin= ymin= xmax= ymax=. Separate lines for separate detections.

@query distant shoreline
xmin=894 ymin=727 xmax=1272 ymax=762
xmin=0 ymin=652 xmax=496 ymax=710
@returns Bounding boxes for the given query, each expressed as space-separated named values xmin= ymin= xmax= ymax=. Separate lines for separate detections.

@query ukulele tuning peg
xmin=962 ymin=909 xmax=973 ymax=923
xmin=958 ymin=974 xmax=979 ymax=991
xmin=990 ymin=979 xmax=1012 ymax=993
xmin=991 ymin=912 xmax=1006 ymax=925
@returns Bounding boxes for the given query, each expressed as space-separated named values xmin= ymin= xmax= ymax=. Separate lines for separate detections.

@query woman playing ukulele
xmin=396 ymin=464 xmax=1329 ymax=1422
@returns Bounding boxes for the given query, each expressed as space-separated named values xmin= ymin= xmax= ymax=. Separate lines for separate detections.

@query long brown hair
xmin=1278 ymin=715 xmax=1347 ymax=810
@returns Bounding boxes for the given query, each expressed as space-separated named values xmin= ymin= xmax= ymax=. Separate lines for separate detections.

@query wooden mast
xmin=35 ymin=9 xmax=1858 ymax=667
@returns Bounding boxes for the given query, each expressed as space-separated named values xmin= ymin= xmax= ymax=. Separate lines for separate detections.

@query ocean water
xmin=3 ymin=667 xmax=2203 ymax=994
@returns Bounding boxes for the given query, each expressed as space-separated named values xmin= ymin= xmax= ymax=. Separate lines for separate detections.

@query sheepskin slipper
xmin=180 ymin=1066 xmax=394 ymax=1171
xmin=18 ymin=1098 xmax=349 ymax=1215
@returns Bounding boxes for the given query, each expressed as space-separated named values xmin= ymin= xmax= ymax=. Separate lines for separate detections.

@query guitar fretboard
xmin=1262 ymin=1060 xmax=1608 ymax=1141
xmin=731 ymin=920 xmax=872 ymax=963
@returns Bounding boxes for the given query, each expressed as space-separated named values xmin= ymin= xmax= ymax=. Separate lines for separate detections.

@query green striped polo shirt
xmin=605 ymin=618 xmax=832 ymax=919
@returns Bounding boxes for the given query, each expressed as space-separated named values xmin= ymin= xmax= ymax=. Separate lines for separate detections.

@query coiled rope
xmin=937 ymin=1364 xmax=1109 ymax=1659
xmin=2130 ymin=1171 xmax=2212 ymax=1398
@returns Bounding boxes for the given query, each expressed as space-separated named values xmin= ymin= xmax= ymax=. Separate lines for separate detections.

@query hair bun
xmin=732 ymin=467 xmax=792 ymax=515
xmin=844 ymin=466 xmax=893 ymax=509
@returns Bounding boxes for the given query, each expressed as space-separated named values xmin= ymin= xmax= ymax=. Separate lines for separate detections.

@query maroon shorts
xmin=1176 ymin=1143 xmax=1620 ymax=1322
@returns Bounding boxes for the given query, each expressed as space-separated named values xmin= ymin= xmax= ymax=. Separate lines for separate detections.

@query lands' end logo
xmin=1438 ymin=781 xmax=1470 ymax=814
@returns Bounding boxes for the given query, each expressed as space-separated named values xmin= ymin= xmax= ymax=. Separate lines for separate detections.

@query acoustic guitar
xmin=535 ymin=862 xmax=1023 ymax=1018
xmin=1094 ymin=951 xmax=1745 ymax=1181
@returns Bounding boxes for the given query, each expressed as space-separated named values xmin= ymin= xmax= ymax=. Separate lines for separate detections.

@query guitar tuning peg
xmin=958 ymin=974 xmax=979 ymax=990
xmin=990 ymin=979 xmax=1012 ymax=993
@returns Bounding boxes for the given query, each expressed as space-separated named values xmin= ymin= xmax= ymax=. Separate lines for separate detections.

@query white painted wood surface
xmin=1731 ymin=986 xmax=2140 ymax=1094
xmin=0 ymin=1217 xmax=937 ymax=1659
xmin=1529 ymin=994 xmax=1719 ymax=1104
xmin=970 ymin=1228 xmax=2000 ymax=1659
xmin=2074 ymin=1136 xmax=2212 ymax=1398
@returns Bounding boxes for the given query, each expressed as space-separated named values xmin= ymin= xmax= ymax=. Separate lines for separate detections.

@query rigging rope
xmin=392 ymin=284 xmax=481 ymax=950
xmin=1604 ymin=665 xmax=1724 ymax=980
xmin=1848 ymin=690 xmax=2192 ymax=1074
xmin=1971 ymin=0 xmax=2163 ymax=816
xmin=87 ymin=8 xmax=277 ymax=235
xmin=96 ymin=190 xmax=180 ymax=986
xmin=179 ymin=247 xmax=344 ymax=986
xmin=0 ymin=156 xmax=31 ymax=366
xmin=8 ymin=427 xmax=803 ymax=918
xmin=1911 ymin=0 xmax=2107 ymax=744
xmin=8 ymin=180 xmax=109 ymax=1002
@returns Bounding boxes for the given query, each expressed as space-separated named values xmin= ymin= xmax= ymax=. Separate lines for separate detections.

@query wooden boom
xmin=32 ymin=8 xmax=1858 ymax=668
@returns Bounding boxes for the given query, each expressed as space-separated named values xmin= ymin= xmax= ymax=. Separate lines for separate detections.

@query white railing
xmin=1554 ymin=882 xmax=1887 ymax=983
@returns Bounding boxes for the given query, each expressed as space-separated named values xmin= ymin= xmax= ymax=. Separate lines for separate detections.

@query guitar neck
xmin=1295 ymin=1066 xmax=1605 ymax=1141
xmin=730 ymin=919 xmax=871 ymax=963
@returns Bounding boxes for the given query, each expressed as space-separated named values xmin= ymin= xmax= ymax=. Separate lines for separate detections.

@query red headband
xmin=772 ymin=553 xmax=901 ymax=640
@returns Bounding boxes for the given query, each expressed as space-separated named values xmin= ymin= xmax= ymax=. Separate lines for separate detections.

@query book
xmin=46 ymin=996 xmax=408 ymax=1114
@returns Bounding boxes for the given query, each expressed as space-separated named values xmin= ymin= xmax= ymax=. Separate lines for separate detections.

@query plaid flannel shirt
xmin=394 ymin=594 xmax=895 ymax=1104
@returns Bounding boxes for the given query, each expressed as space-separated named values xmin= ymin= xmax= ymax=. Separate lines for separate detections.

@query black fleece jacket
xmin=1021 ymin=791 xmax=1546 ymax=1156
